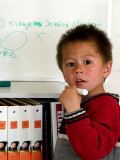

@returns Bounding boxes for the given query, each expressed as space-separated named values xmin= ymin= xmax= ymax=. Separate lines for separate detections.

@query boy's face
xmin=62 ymin=41 xmax=112 ymax=97
xmin=23 ymin=142 xmax=28 ymax=149
xmin=11 ymin=142 xmax=16 ymax=149
xmin=0 ymin=143 xmax=4 ymax=149
xmin=35 ymin=142 xmax=40 ymax=148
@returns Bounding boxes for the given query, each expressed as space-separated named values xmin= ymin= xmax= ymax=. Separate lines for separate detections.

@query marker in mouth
xmin=77 ymin=88 xmax=88 ymax=95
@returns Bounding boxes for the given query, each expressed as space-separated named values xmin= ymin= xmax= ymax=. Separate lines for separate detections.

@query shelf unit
xmin=0 ymin=81 xmax=64 ymax=98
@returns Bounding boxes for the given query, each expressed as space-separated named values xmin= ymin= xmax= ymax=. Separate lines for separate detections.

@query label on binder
xmin=0 ymin=121 xmax=6 ymax=129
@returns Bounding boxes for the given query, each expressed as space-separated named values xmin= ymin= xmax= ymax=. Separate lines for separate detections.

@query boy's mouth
xmin=76 ymin=79 xmax=85 ymax=84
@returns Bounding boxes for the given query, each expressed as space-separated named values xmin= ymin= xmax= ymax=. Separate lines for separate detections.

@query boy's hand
xmin=59 ymin=85 xmax=82 ymax=113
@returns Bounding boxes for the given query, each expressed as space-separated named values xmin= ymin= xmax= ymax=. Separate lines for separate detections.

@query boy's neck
xmin=82 ymin=87 xmax=105 ymax=100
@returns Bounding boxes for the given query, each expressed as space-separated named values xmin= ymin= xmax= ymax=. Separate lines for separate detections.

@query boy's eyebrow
xmin=63 ymin=57 xmax=74 ymax=61
xmin=63 ymin=54 xmax=96 ymax=61
xmin=84 ymin=54 xmax=96 ymax=58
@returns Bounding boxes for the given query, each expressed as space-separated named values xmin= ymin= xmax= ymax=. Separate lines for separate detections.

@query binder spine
xmin=0 ymin=105 xmax=8 ymax=160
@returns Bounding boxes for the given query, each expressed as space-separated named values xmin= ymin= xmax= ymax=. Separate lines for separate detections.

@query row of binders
xmin=0 ymin=98 xmax=64 ymax=160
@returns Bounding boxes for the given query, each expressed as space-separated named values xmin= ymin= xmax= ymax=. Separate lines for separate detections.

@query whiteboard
xmin=0 ymin=0 xmax=112 ymax=81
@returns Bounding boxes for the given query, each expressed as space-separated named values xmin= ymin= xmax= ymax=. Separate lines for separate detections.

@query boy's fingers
xmin=64 ymin=85 xmax=77 ymax=93
xmin=65 ymin=85 xmax=70 ymax=90
xmin=70 ymin=84 xmax=77 ymax=89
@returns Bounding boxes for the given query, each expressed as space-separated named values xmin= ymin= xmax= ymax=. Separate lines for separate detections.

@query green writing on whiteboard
xmin=0 ymin=19 xmax=101 ymax=30
xmin=0 ymin=50 xmax=16 ymax=58
xmin=0 ymin=31 xmax=27 ymax=58
xmin=0 ymin=18 xmax=101 ymax=58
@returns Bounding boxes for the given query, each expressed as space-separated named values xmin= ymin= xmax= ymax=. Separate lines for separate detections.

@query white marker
xmin=77 ymin=88 xmax=88 ymax=96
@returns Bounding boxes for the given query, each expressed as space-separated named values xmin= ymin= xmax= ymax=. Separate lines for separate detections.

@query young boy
xmin=54 ymin=24 xmax=120 ymax=160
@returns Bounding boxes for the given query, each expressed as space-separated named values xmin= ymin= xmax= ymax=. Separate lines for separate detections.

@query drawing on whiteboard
xmin=0 ymin=19 xmax=5 ymax=29
xmin=0 ymin=19 xmax=102 ymax=59
xmin=36 ymin=32 xmax=47 ymax=41
xmin=0 ymin=31 xmax=27 ymax=58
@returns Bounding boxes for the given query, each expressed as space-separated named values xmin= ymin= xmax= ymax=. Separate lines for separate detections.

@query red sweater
xmin=63 ymin=93 xmax=120 ymax=160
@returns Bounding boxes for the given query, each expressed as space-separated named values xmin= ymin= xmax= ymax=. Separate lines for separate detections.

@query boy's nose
xmin=74 ymin=64 xmax=83 ymax=74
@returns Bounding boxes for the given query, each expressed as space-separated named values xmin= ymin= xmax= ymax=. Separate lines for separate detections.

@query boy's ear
xmin=103 ymin=61 xmax=112 ymax=78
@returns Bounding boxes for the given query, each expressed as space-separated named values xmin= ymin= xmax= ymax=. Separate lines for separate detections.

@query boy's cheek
xmin=63 ymin=73 xmax=74 ymax=85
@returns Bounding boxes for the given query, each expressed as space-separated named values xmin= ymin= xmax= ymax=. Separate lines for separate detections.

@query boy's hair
xmin=56 ymin=24 xmax=112 ymax=71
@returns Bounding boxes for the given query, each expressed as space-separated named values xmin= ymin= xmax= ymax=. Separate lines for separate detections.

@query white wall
xmin=104 ymin=0 xmax=120 ymax=95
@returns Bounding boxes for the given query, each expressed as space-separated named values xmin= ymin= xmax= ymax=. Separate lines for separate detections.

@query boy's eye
xmin=67 ymin=62 xmax=74 ymax=67
xmin=84 ymin=60 xmax=91 ymax=65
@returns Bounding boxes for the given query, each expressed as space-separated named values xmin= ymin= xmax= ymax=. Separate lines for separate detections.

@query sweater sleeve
xmin=64 ymin=95 xmax=120 ymax=160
